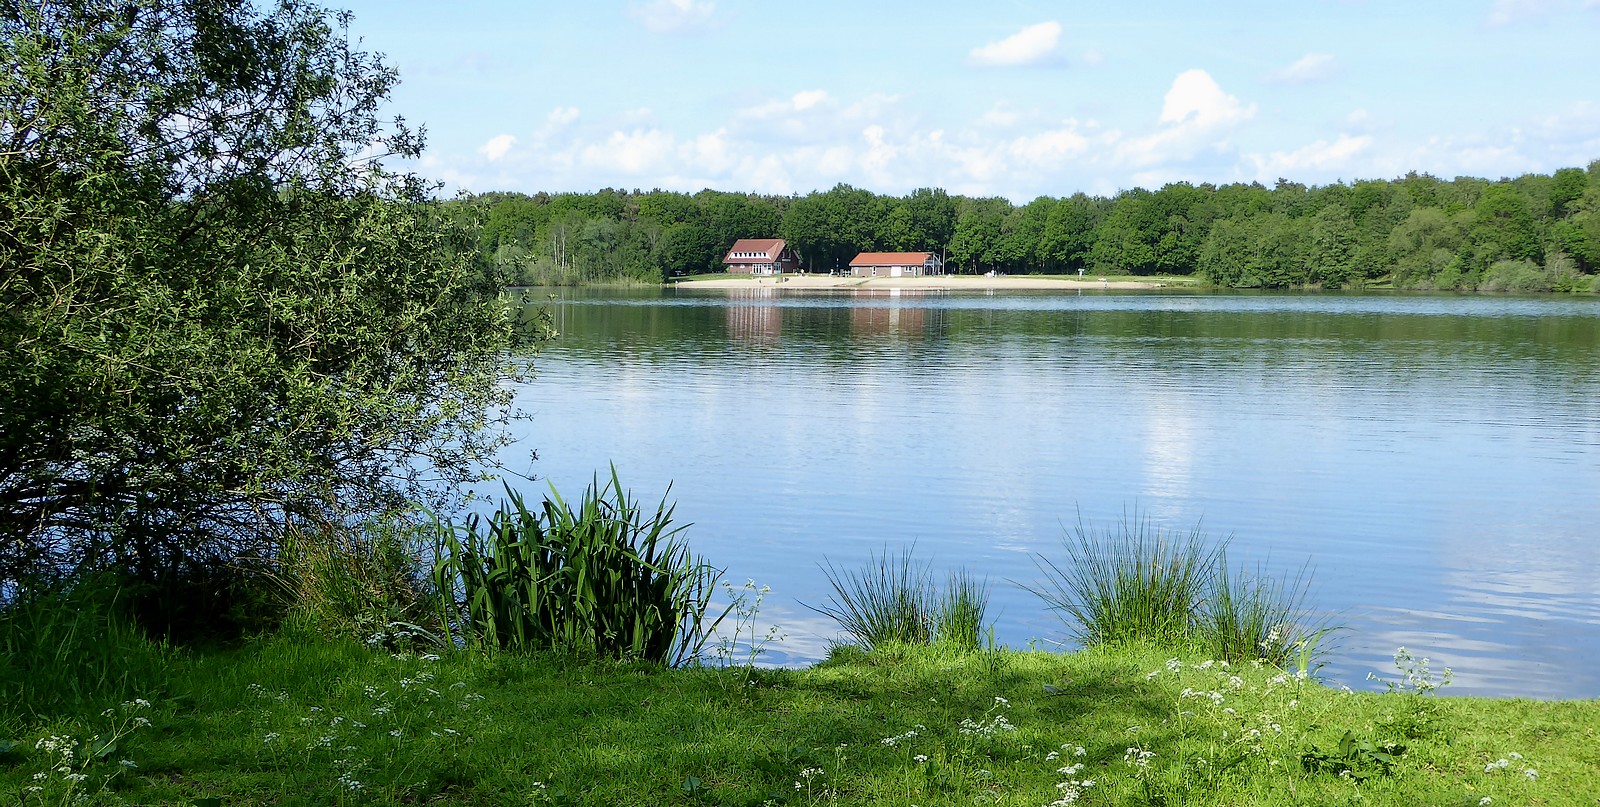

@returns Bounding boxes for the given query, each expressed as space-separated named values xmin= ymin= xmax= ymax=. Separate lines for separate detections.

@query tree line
xmin=451 ymin=164 xmax=1600 ymax=293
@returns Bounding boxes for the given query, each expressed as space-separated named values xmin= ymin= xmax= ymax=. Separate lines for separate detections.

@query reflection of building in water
xmin=725 ymin=287 xmax=782 ymax=342
xmin=848 ymin=290 xmax=946 ymax=338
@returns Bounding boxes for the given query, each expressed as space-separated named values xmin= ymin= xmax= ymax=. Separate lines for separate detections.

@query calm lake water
xmin=497 ymin=287 xmax=1600 ymax=699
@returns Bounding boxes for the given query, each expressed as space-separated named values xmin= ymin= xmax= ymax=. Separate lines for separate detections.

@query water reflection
xmin=724 ymin=287 xmax=782 ymax=343
xmin=510 ymin=289 xmax=1600 ymax=698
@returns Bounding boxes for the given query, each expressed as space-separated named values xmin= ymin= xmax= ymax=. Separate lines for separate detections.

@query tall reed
xmin=1202 ymin=559 xmax=1327 ymax=667
xmin=431 ymin=468 xmax=727 ymax=666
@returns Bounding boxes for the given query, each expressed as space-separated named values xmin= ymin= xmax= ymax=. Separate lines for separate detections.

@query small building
xmin=848 ymin=252 xmax=945 ymax=278
xmin=723 ymin=238 xmax=800 ymax=275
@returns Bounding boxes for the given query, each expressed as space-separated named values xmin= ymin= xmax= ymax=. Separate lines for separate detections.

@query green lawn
xmin=5 ymin=636 xmax=1594 ymax=805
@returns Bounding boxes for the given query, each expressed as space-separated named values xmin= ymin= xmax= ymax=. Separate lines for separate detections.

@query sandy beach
xmin=673 ymin=274 xmax=1167 ymax=291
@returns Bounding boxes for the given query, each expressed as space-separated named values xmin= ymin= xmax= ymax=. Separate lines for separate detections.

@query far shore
xmin=672 ymin=273 xmax=1172 ymax=291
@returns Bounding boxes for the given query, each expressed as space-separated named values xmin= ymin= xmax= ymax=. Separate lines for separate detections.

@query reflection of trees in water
xmin=725 ymin=287 xmax=782 ymax=343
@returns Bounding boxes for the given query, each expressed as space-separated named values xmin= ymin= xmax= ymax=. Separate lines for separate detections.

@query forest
xmin=450 ymin=164 xmax=1600 ymax=293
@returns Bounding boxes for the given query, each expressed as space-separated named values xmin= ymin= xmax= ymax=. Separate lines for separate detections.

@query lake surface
xmin=497 ymin=287 xmax=1600 ymax=699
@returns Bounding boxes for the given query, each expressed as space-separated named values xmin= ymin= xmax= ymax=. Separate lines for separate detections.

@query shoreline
xmin=671 ymin=274 xmax=1169 ymax=291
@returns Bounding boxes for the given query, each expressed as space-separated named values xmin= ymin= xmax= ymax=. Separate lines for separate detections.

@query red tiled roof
xmin=724 ymin=239 xmax=785 ymax=262
xmin=849 ymin=252 xmax=934 ymax=266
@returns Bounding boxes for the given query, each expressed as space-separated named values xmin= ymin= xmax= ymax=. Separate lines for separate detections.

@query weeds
xmin=276 ymin=518 xmax=438 ymax=646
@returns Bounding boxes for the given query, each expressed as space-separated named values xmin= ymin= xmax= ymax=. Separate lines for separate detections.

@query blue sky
xmin=337 ymin=0 xmax=1600 ymax=201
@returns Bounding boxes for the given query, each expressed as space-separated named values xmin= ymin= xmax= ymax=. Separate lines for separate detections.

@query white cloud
xmin=1118 ymin=70 xmax=1255 ymax=169
xmin=744 ymin=90 xmax=832 ymax=119
xmin=1344 ymin=108 xmax=1380 ymax=131
xmin=547 ymin=106 xmax=580 ymax=126
xmin=792 ymin=90 xmax=828 ymax=111
xmin=979 ymin=107 xmax=1019 ymax=129
xmin=968 ymin=21 xmax=1064 ymax=67
xmin=1007 ymin=122 xmax=1096 ymax=167
xmin=1268 ymin=53 xmax=1339 ymax=84
xmin=478 ymin=133 xmax=517 ymax=161
xmin=1247 ymin=134 xmax=1374 ymax=180
xmin=629 ymin=0 xmax=715 ymax=33
xmin=1159 ymin=69 xmax=1255 ymax=128
xmin=580 ymin=129 xmax=676 ymax=173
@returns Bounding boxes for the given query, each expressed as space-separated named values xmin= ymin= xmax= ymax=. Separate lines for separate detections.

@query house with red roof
xmin=722 ymin=238 xmax=800 ymax=275
xmin=847 ymin=251 xmax=945 ymax=278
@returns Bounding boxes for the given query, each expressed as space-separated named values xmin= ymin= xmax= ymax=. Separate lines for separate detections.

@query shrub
xmin=431 ymin=469 xmax=727 ymax=665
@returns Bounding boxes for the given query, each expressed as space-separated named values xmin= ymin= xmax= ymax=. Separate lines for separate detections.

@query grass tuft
xmin=1027 ymin=512 xmax=1220 ymax=648
xmin=935 ymin=568 xmax=991 ymax=651
xmin=811 ymin=546 xmax=991 ymax=651
xmin=1027 ymin=511 xmax=1334 ymax=668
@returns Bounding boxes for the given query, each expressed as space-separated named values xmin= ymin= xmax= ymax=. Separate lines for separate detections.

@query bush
xmin=1 ymin=0 xmax=533 ymax=639
xmin=431 ymin=469 xmax=727 ymax=665
xmin=1479 ymin=259 xmax=1550 ymax=292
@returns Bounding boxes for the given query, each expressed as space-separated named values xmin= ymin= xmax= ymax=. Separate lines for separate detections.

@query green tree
xmin=1039 ymin=194 xmax=1101 ymax=271
xmin=1304 ymin=203 xmax=1359 ymax=287
xmin=947 ymin=198 xmax=1007 ymax=273
xmin=1549 ymin=167 xmax=1588 ymax=219
xmin=0 ymin=0 xmax=528 ymax=630
xmin=904 ymin=187 xmax=957 ymax=254
xmin=1090 ymin=189 xmax=1158 ymax=273
xmin=1472 ymin=184 xmax=1543 ymax=263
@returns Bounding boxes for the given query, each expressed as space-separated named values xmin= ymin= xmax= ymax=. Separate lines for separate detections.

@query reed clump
xmin=1027 ymin=512 xmax=1331 ymax=667
xmin=430 ymin=468 xmax=727 ymax=665
xmin=811 ymin=546 xmax=991 ymax=651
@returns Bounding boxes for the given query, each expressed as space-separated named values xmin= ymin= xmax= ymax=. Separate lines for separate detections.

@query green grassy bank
xmin=4 ymin=635 xmax=1594 ymax=806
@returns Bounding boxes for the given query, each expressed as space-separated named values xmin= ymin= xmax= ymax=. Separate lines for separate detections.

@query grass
xmin=2 ymin=636 xmax=1595 ymax=805
xmin=1027 ymin=513 xmax=1333 ymax=667
xmin=1029 ymin=513 xmax=1221 ymax=648
xmin=809 ymin=546 xmax=991 ymax=652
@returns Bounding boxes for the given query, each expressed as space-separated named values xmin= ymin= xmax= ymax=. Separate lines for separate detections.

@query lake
xmin=497 ymin=286 xmax=1600 ymax=699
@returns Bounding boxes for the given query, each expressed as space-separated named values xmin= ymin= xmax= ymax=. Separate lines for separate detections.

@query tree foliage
xmin=0 ymin=0 xmax=525 ymax=629
xmin=450 ymin=163 xmax=1600 ymax=292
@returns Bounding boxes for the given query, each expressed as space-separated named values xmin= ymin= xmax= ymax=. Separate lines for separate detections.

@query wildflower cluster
xmin=22 ymin=699 xmax=153 ymax=802
xmin=1484 ymin=751 xmax=1538 ymax=781
xmin=1368 ymin=646 xmax=1453 ymax=694
xmin=880 ymin=725 xmax=925 ymax=748
xmin=247 ymin=653 xmax=485 ymax=799
xmin=1043 ymin=744 xmax=1093 ymax=807
xmin=958 ymin=696 xmax=1018 ymax=739
xmin=712 ymin=579 xmax=785 ymax=670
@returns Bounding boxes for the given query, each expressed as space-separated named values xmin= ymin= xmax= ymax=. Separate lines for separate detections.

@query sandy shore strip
xmin=673 ymin=274 xmax=1167 ymax=291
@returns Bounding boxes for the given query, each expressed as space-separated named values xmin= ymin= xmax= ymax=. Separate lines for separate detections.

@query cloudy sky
xmin=336 ymin=0 xmax=1600 ymax=201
